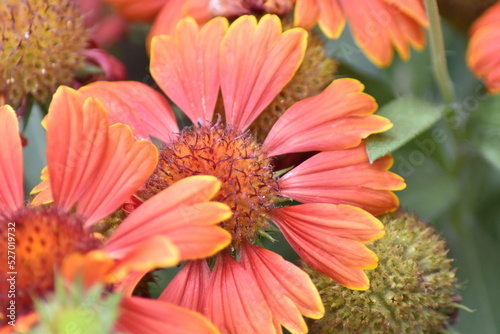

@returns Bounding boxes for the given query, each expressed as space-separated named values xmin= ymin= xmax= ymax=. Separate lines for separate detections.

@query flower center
xmin=142 ymin=122 xmax=280 ymax=248
xmin=0 ymin=207 xmax=99 ymax=317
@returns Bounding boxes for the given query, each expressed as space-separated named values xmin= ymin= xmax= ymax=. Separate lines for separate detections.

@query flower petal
xmin=105 ymin=176 xmax=232 ymax=260
xmin=271 ymin=203 xmax=385 ymax=290
xmin=202 ymin=252 xmax=275 ymax=334
xmin=383 ymin=0 xmax=429 ymax=27
xmin=263 ymin=78 xmax=390 ymax=156
xmin=61 ymin=251 xmax=116 ymax=289
xmin=279 ymin=144 xmax=405 ymax=215
xmin=317 ymin=0 xmax=346 ymax=38
xmin=46 ymin=87 xmax=108 ymax=213
xmin=147 ymin=0 xmax=212 ymax=49
xmin=111 ymin=235 xmax=180 ymax=279
xmin=78 ymin=81 xmax=178 ymax=142
xmin=294 ymin=0 xmax=320 ymax=30
xmin=159 ymin=260 xmax=210 ymax=312
xmin=116 ymin=297 xmax=219 ymax=334
xmin=220 ymin=15 xmax=307 ymax=131
xmin=75 ymin=123 xmax=158 ymax=226
xmin=0 ymin=105 xmax=23 ymax=213
xmin=30 ymin=167 xmax=53 ymax=206
xmin=240 ymin=243 xmax=324 ymax=334
xmin=151 ymin=17 xmax=228 ymax=125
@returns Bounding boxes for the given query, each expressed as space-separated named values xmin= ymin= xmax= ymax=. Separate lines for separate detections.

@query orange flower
xmin=294 ymin=0 xmax=429 ymax=67
xmin=0 ymin=89 xmax=231 ymax=333
xmin=467 ymin=1 xmax=500 ymax=94
xmin=77 ymin=15 xmax=405 ymax=333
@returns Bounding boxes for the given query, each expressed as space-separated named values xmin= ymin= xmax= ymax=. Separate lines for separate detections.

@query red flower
xmin=77 ymin=15 xmax=405 ymax=333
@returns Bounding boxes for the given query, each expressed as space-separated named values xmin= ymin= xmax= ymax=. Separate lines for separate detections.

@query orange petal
xmin=79 ymin=81 xmax=178 ymax=142
xmin=159 ymin=260 xmax=210 ymax=312
xmin=220 ymin=15 xmax=307 ymax=131
xmin=279 ymin=144 xmax=406 ymax=215
xmin=0 ymin=105 xmax=23 ymax=213
xmin=240 ymin=243 xmax=324 ymax=333
xmin=317 ymin=0 xmax=346 ymax=39
xmin=263 ymin=78 xmax=390 ymax=156
xmin=106 ymin=0 xmax=167 ymax=21
xmin=113 ymin=270 xmax=148 ymax=296
xmin=75 ymin=123 xmax=158 ymax=226
xmin=116 ymin=296 xmax=219 ymax=334
xmin=271 ymin=204 xmax=385 ymax=290
xmin=147 ymin=0 xmax=212 ymax=50
xmin=110 ymin=235 xmax=180 ymax=282
xmin=383 ymin=0 xmax=429 ymax=27
xmin=294 ymin=0 xmax=320 ymax=30
xmin=0 ymin=312 xmax=38 ymax=334
xmin=151 ymin=17 xmax=228 ymax=125
xmin=105 ymin=176 xmax=232 ymax=260
xmin=202 ymin=252 xmax=275 ymax=333
xmin=46 ymin=87 xmax=108 ymax=213
xmin=61 ymin=251 xmax=116 ymax=289
xmin=341 ymin=0 xmax=394 ymax=67
xmin=30 ymin=167 xmax=53 ymax=206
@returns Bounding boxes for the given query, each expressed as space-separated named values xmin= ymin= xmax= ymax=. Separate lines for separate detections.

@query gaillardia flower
xmin=467 ymin=1 xmax=500 ymax=94
xmin=0 ymin=87 xmax=231 ymax=333
xmin=294 ymin=0 xmax=429 ymax=67
xmin=76 ymin=15 xmax=405 ymax=333
xmin=304 ymin=211 xmax=459 ymax=333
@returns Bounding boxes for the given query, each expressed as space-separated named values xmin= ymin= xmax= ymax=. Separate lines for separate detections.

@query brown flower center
xmin=142 ymin=122 xmax=280 ymax=248
xmin=0 ymin=207 xmax=99 ymax=317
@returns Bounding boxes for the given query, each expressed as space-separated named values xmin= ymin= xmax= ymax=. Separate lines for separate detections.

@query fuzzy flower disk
xmin=0 ymin=0 xmax=87 ymax=106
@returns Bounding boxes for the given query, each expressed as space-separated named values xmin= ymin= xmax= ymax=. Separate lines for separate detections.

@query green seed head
xmin=305 ymin=211 xmax=459 ymax=334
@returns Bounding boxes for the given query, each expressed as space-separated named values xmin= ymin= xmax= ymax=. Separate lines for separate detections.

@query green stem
xmin=424 ymin=0 xmax=456 ymax=105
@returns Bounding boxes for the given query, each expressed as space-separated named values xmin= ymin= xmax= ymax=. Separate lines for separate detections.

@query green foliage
xmin=366 ymin=97 xmax=446 ymax=162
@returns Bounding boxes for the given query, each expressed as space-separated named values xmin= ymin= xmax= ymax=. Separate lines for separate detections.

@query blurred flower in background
xmin=0 ymin=0 xmax=126 ymax=110
xmin=467 ymin=1 xmax=500 ymax=94
xmin=294 ymin=0 xmax=429 ymax=66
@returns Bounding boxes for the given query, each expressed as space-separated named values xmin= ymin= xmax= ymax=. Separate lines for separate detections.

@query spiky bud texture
xmin=305 ymin=211 xmax=458 ymax=334
xmin=0 ymin=0 xmax=88 ymax=106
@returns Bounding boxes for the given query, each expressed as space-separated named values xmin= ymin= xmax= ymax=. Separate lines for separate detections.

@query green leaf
xmin=468 ymin=95 xmax=500 ymax=171
xmin=366 ymin=97 xmax=446 ymax=162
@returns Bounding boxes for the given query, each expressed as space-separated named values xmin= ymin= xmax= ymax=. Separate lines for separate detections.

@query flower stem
xmin=424 ymin=0 xmax=456 ymax=105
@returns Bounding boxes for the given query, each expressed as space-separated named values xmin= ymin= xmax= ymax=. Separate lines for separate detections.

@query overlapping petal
xmin=220 ymin=15 xmax=307 ymax=131
xmin=262 ymin=78 xmax=391 ymax=156
xmin=79 ymin=81 xmax=178 ymax=142
xmin=294 ymin=0 xmax=428 ymax=67
xmin=271 ymin=203 xmax=384 ymax=290
xmin=46 ymin=87 xmax=159 ymax=225
xmin=467 ymin=2 xmax=500 ymax=94
xmin=0 ymin=105 xmax=23 ymax=213
xmin=279 ymin=144 xmax=405 ymax=215
xmin=151 ymin=17 xmax=228 ymax=125
xmin=116 ymin=297 xmax=219 ymax=334
xmin=159 ymin=260 xmax=211 ymax=312
xmin=104 ymin=176 xmax=232 ymax=260
xmin=240 ymin=242 xmax=324 ymax=334
xmin=202 ymin=252 xmax=275 ymax=334
xmin=46 ymin=87 xmax=108 ymax=213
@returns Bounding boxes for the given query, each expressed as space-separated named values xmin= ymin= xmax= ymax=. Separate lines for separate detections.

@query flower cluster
xmin=5 ymin=0 xmax=494 ymax=332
